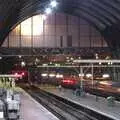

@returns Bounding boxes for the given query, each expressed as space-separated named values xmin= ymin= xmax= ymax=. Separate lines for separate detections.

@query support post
xmin=80 ymin=67 xmax=83 ymax=90
xmin=91 ymin=63 xmax=94 ymax=87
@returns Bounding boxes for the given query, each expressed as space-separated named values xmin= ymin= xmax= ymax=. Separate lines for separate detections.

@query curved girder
xmin=91 ymin=0 xmax=120 ymax=20
xmin=18 ymin=1 xmax=106 ymax=30
xmin=81 ymin=1 xmax=117 ymax=24
xmin=98 ymin=0 xmax=120 ymax=13
xmin=75 ymin=6 xmax=112 ymax=26
xmin=60 ymin=0 xmax=114 ymax=26
xmin=9 ymin=1 xmax=104 ymax=32
xmin=1 ymin=0 xmax=120 ymax=32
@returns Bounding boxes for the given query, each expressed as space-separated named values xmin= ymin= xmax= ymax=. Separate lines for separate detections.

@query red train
xmin=61 ymin=76 xmax=120 ymax=94
xmin=11 ymin=69 xmax=28 ymax=83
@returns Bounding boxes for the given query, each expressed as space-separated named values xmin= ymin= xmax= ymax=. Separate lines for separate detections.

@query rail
xmin=23 ymin=86 xmax=114 ymax=120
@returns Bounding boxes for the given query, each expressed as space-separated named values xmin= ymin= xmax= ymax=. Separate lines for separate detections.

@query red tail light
xmin=62 ymin=79 xmax=77 ymax=85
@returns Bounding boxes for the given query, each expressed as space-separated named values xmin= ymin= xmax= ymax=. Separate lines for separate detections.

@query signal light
xmin=22 ymin=72 xmax=25 ymax=76
xmin=15 ymin=73 xmax=18 ymax=76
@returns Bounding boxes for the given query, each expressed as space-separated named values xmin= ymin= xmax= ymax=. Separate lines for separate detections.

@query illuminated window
xmin=21 ymin=18 xmax=31 ymax=36
xmin=33 ymin=15 xmax=44 ymax=35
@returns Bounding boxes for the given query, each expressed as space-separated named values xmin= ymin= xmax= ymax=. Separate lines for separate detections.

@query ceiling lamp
xmin=45 ymin=8 xmax=52 ymax=14
xmin=50 ymin=0 xmax=58 ymax=8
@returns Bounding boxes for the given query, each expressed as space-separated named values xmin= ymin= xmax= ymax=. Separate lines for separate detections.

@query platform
xmin=41 ymin=86 xmax=120 ymax=120
xmin=20 ymin=89 xmax=59 ymax=120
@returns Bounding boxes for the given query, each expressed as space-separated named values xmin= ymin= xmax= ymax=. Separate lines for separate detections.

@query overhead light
xmin=41 ymin=73 xmax=48 ymax=77
xmin=86 ymin=74 xmax=92 ymax=78
xmin=50 ymin=0 xmax=58 ymax=8
xmin=18 ymin=55 xmax=22 ymax=59
xmin=49 ymin=73 xmax=56 ymax=78
xmin=70 ymin=57 xmax=74 ymax=60
xmin=21 ymin=61 xmax=26 ymax=67
xmin=42 ymin=64 xmax=48 ymax=66
xmin=45 ymin=8 xmax=52 ymax=14
xmin=0 ymin=57 xmax=2 ymax=60
xmin=56 ymin=74 xmax=63 ymax=78
xmin=79 ymin=73 xmax=84 ymax=77
xmin=103 ymin=74 xmax=110 ymax=78
xmin=95 ymin=53 xmax=99 ymax=59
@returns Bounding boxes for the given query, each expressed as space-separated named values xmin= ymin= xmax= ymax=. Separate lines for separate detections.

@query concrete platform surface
xmin=20 ymin=89 xmax=59 ymax=120
xmin=42 ymin=87 xmax=120 ymax=120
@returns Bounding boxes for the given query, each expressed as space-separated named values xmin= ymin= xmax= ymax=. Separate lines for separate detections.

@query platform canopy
xmin=0 ymin=0 xmax=120 ymax=57
xmin=73 ymin=59 xmax=120 ymax=64
xmin=0 ymin=74 xmax=21 ymax=78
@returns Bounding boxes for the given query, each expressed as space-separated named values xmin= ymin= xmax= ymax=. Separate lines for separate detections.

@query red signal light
xmin=15 ymin=73 xmax=18 ymax=76
xmin=22 ymin=72 xmax=25 ymax=76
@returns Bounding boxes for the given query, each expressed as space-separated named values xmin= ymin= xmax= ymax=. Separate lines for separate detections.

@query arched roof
xmin=0 ymin=0 xmax=120 ymax=55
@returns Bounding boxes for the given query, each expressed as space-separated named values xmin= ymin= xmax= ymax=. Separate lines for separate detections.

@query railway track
xmin=23 ymin=86 xmax=114 ymax=120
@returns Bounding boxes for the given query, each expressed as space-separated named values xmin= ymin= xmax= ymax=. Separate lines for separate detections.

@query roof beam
xmin=81 ymin=1 xmax=117 ymax=24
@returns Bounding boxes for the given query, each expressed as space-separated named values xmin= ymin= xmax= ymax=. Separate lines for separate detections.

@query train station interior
xmin=0 ymin=0 xmax=120 ymax=120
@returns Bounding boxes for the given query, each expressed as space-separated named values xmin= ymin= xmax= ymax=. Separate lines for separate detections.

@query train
xmin=11 ymin=69 xmax=28 ymax=83
xmin=61 ymin=77 xmax=120 ymax=94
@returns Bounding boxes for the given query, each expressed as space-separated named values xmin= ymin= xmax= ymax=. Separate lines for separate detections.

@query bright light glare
xmin=42 ymin=64 xmax=48 ymax=66
xmin=21 ymin=15 xmax=44 ymax=35
xmin=86 ymin=74 xmax=92 ymax=78
xmin=49 ymin=74 xmax=55 ymax=78
xmin=33 ymin=15 xmax=43 ymax=35
xmin=56 ymin=74 xmax=63 ymax=78
xmin=50 ymin=0 xmax=58 ymax=8
xmin=21 ymin=61 xmax=26 ymax=67
xmin=6 ymin=97 xmax=12 ymax=102
xmin=45 ymin=8 xmax=52 ymax=14
xmin=79 ymin=74 xmax=84 ymax=77
xmin=18 ymin=55 xmax=22 ymax=59
xmin=103 ymin=74 xmax=110 ymax=78
xmin=41 ymin=73 xmax=48 ymax=77
xmin=99 ymin=81 xmax=112 ymax=86
xmin=22 ymin=72 xmax=25 ymax=76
